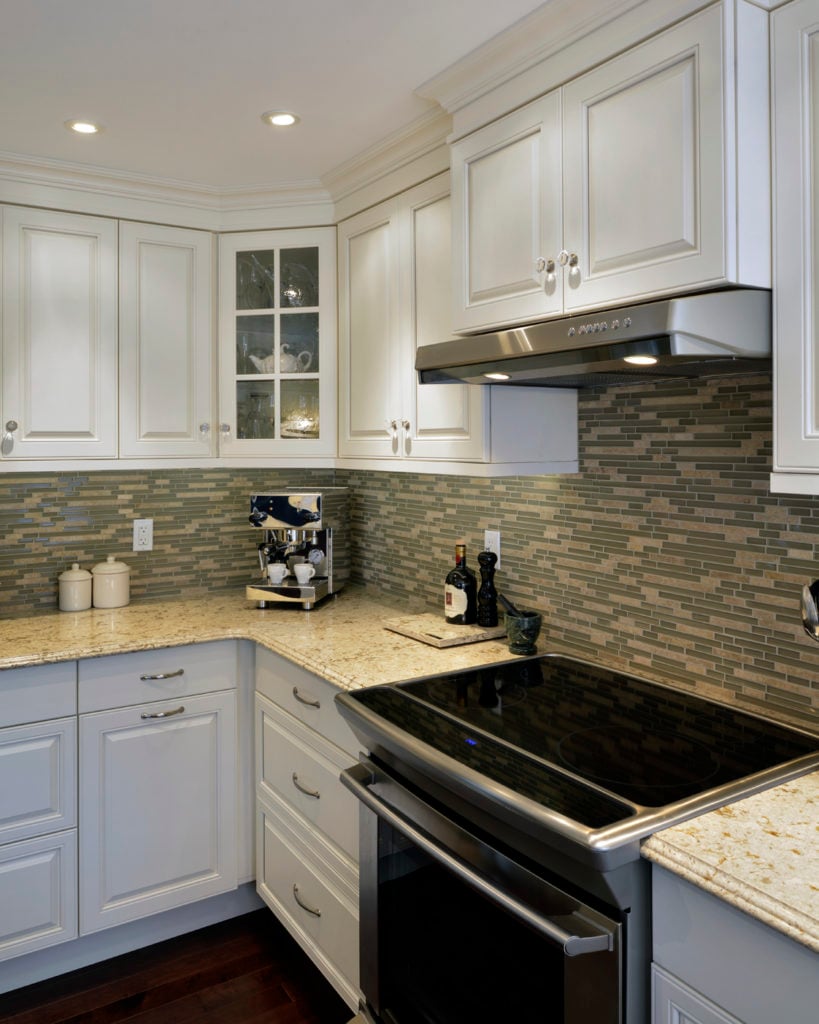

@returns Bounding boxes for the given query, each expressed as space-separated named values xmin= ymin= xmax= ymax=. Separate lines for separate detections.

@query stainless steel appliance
xmin=415 ymin=288 xmax=771 ymax=387
xmin=336 ymin=654 xmax=819 ymax=1024
xmin=245 ymin=488 xmax=350 ymax=610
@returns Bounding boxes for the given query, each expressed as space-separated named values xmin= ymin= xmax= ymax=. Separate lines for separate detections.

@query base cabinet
xmin=255 ymin=647 xmax=360 ymax=1010
xmin=653 ymin=965 xmax=744 ymax=1024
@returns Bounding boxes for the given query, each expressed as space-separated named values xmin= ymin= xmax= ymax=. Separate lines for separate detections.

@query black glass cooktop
xmin=348 ymin=655 xmax=818 ymax=812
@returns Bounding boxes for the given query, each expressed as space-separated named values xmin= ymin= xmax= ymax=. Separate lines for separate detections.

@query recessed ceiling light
xmin=483 ymin=372 xmax=511 ymax=381
xmin=261 ymin=110 xmax=300 ymax=127
xmin=65 ymin=119 xmax=102 ymax=135
xmin=623 ymin=355 xmax=658 ymax=366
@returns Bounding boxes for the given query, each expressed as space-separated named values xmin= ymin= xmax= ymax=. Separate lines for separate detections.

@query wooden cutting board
xmin=383 ymin=612 xmax=506 ymax=648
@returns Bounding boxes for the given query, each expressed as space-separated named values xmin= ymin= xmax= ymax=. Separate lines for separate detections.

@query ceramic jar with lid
xmin=91 ymin=555 xmax=131 ymax=608
xmin=58 ymin=562 xmax=92 ymax=611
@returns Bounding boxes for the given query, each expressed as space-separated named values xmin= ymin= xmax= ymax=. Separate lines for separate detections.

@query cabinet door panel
xmin=562 ymin=5 xmax=726 ymax=310
xmin=1 ymin=207 xmax=117 ymax=459
xmin=0 ymin=718 xmax=76 ymax=844
xmin=338 ymin=204 xmax=401 ymax=457
xmin=451 ymin=93 xmax=562 ymax=332
xmin=79 ymin=691 xmax=237 ymax=933
xmin=119 ymin=223 xmax=213 ymax=457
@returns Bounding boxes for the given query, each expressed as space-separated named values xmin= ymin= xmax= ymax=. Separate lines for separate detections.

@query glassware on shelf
xmin=280 ymin=248 xmax=319 ymax=307
xmin=236 ymin=252 xmax=276 ymax=309
xmin=237 ymin=383 xmax=275 ymax=439
xmin=281 ymin=380 xmax=319 ymax=438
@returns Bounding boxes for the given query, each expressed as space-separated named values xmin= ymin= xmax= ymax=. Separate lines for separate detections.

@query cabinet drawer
xmin=0 ymin=662 xmax=76 ymax=728
xmin=257 ymin=804 xmax=358 ymax=1001
xmin=0 ymin=830 xmax=78 ymax=962
xmin=255 ymin=647 xmax=359 ymax=757
xmin=256 ymin=694 xmax=358 ymax=861
xmin=0 ymin=718 xmax=76 ymax=844
xmin=79 ymin=641 xmax=238 ymax=712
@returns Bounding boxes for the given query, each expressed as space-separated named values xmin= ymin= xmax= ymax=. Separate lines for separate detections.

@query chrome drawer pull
xmin=141 ymin=705 xmax=185 ymax=720
xmin=292 ymin=772 xmax=320 ymax=799
xmin=292 ymin=686 xmax=320 ymax=708
xmin=140 ymin=669 xmax=184 ymax=681
xmin=292 ymin=884 xmax=321 ymax=917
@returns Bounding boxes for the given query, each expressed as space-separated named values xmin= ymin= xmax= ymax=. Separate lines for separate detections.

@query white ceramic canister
xmin=91 ymin=555 xmax=131 ymax=608
xmin=58 ymin=562 xmax=92 ymax=611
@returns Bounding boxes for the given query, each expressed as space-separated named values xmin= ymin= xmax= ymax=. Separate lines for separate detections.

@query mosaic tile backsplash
xmin=1 ymin=372 xmax=818 ymax=729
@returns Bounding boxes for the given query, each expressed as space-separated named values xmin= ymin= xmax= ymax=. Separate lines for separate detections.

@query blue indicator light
xmin=465 ymin=737 xmax=478 ymax=747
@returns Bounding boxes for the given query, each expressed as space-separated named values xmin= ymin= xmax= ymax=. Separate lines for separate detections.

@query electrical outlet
xmin=483 ymin=529 xmax=501 ymax=570
xmin=133 ymin=518 xmax=153 ymax=552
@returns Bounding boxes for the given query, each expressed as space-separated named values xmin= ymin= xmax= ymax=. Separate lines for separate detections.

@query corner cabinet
xmin=451 ymin=0 xmax=770 ymax=333
xmin=218 ymin=228 xmax=337 ymax=459
xmin=770 ymin=0 xmax=819 ymax=494
xmin=1 ymin=206 xmax=118 ymax=459
xmin=338 ymin=173 xmax=578 ymax=474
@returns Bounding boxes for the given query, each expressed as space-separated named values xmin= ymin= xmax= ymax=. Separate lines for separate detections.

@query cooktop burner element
xmin=336 ymin=653 xmax=819 ymax=867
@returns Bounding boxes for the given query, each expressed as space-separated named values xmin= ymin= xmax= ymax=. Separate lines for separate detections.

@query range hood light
xmin=483 ymin=371 xmax=511 ymax=380
xmin=623 ymin=355 xmax=658 ymax=366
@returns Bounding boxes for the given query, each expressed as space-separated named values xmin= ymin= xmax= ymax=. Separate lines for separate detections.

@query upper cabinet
xmin=338 ymin=174 xmax=578 ymax=473
xmin=451 ymin=1 xmax=770 ymax=334
xmin=770 ymin=0 xmax=819 ymax=494
xmin=119 ymin=222 xmax=215 ymax=458
xmin=1 ymin=207 xmax=118 ymax=459
xmin=218 ymin=228 xmax=336 ymax=459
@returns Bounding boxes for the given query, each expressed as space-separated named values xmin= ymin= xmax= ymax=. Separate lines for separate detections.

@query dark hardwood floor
xmin=0 ymin=911 xmax=353 ymax=1024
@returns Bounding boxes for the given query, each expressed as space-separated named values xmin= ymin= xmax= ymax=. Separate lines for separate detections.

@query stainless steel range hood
xmin=415 ymin=289 xmax=771 ymax=388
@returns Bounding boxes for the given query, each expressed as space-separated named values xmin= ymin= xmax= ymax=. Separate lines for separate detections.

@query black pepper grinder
xmin=477 ymin=550 xmax=498 ymax=627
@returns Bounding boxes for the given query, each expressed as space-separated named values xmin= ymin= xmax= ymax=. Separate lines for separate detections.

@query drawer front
xmin=0 ymin=662 xmax=76 ymax=728
xmin=255 ymin=647 xmax=360 ymax=757
xmin=256 ymin=694 xmax=358 ymax=861
xmin=0 ymin=830 xmax=78 ymax=962
xmin=257 ymin=805 xmax=358 ymax=1002
xmin=79 ymin=641 xmax=238 ymax=712
xmin=0 ymin=718 xmax=76 ymax=844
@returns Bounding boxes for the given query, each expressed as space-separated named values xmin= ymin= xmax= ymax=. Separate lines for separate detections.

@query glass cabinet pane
xmin=237 ymin=382 xmax=275 ymax=439
xmin=281 ymin=379 xmax=320 ymax=438
xmin=281 ymin=312 xmax=319 ymax=373
xmin=236 ymin=315 xmax=276 ymax=374
xmin=236 ymin=251 xmax=276 ymax=309
xmin=280 ymin=248 xmax=319 ymax=307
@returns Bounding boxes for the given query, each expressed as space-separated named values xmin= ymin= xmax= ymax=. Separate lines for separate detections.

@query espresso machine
xmin=245 ymin=488 xmax=350 ymax=610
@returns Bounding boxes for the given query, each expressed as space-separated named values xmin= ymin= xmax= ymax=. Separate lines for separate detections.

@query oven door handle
xmin=342 ymin=761 xmax=613 ymax=958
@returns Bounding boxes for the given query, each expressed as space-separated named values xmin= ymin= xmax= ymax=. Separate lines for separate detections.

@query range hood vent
xmin=416 ymin=289 xmax=771 ymax=388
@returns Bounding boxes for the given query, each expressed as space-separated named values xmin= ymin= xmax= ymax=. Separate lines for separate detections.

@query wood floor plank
xmin=0 ymin=911 xmax=351 ymax=1024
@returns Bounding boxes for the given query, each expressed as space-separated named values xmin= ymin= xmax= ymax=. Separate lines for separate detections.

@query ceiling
xmin=0 ymin=0 xmax=549 ymax=193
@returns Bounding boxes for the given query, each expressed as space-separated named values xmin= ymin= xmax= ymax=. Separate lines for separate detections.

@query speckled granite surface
xmin=0 ymin=585 xmax=522 ymax=689
xmin=642 ymin=773 xmax=819 ymax=953
xmin=1 ymin=586 xmax=816 ymax=954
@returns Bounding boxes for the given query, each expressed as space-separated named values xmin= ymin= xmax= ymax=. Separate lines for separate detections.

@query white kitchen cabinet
xmin=653 ymin=965 xmax=745 ymax=1024
xmin=78 ymin=644 xmax=238 ymax=934
xmin=1 ymin=206 xmax=118 ymax=459
xmin=770 ymin=0 xmax=819 ymax=493
xmin=338 ymin=174 xmax=578 ymax=472
xmin=119 ymin=222 xmax=215 ymax=458
xmin=451 ymin=0 xmax=770 ymax=333
xmin=254 ymin=647 xmax=360 ymax=1010
xmin=218 ymin=227 xmax=336 ymax=458
xmin=0 ymin=661 xmax=78 ymax=962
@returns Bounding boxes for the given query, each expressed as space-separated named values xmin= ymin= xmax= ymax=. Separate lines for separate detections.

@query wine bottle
xmin=444 ymin=543 xmax=477 ymax=624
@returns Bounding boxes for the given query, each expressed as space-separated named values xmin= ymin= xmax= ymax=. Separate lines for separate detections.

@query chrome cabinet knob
xmin=558 ymin=250 xmax=579 ymax=268
xmin=199 ymin=422 xmax=210 ymax=434
xmin=535 ymin=257 xmax=556 ymax=274
xmin=1 ymin=420 xmax=18 ymax=456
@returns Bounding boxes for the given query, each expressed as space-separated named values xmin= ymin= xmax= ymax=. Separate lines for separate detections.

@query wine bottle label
xmin=445 ymin=584 xmax=468 ymax=617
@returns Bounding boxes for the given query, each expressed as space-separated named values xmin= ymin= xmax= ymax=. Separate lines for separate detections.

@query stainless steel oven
xmin=337 ymin=654 xmax=819 ymax=1024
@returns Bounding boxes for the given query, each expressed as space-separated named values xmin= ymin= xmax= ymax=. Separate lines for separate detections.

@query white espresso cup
xmin=267 ymin=563 xmax=288 ymax=585
xmin=293 ymin=563 xmax=316 ymax=585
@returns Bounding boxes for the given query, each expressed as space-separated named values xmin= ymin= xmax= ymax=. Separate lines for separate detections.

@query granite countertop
xmin=2 ymin=586 xmax=816 ymax=953
xmin=642 ymin=772 xmax=819 ymax=953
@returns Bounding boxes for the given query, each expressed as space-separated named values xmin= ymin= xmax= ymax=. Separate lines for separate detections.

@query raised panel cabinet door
xmin=1 ymin=206 xmax=117 ymax=459
xmin=337 ymin=202 xmax=402 ymax=458
xmin=652 ymin=966 xmax=745 ymax=1024
xmin=401 ymin=178 xmax=486 ymax=461
xmin=451 ymin=91 xmax=562 ymax=333
xmin=562 ymin=4 xmax=731 ymax=310
xmin=119 ymin=222 xmax=214 ymax=457
xmin=0 ymin=718 xmax=76 ymax=845
xmin=79 ymin=691 xmax=237 ymax=933
xmin=0 ymin=830 xmax=78 ymax=962
xmin=772 ymin=0 xmax=819 ymax=486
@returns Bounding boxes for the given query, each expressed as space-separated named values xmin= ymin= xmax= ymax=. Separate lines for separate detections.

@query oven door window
xmin=375 ymin=820 xmax=617 ymax=1024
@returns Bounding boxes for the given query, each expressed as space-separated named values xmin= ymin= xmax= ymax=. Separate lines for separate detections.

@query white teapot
xmin=280 ymin=346 xmax=312 ymax=373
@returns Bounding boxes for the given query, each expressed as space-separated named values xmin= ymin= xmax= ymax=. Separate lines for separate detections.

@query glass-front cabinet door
xmin=218 ymin=227 xmax=336 ymax=458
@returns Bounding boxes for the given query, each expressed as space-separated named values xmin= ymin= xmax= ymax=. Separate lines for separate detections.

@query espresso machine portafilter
xmin=245 ymin=489 xmax=350 ymax=610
